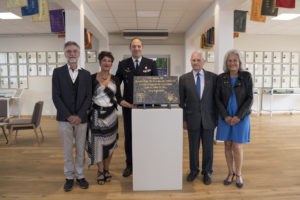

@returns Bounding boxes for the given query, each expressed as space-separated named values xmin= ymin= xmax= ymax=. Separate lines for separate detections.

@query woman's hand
xmin=120 ymin=100 xmax=133 ymax=108
xmin=225 ymin=116 xmax=232 ymax=125
xmin=230 ymin=116 xmax=240 ymax=126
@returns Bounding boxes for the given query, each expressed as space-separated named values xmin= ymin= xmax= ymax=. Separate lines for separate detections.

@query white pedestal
xmin=132 ymin=108 xmax=183 ymax=191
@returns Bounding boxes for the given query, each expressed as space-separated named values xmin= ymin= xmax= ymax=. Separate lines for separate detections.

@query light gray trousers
xmin=58 ymin=121 xmax=87 ymax=179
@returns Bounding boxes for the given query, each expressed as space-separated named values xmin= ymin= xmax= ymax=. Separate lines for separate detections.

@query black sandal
xmin=97 ymin=170 xmax=105 ymax=185
xmin=104 ymin=169 xmax=112 ymax=182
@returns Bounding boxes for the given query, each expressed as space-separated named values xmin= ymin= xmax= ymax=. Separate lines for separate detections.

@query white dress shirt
xmin=132 ymin=56 xmax=142 ymax=69
xmin=193 ymin=69 xmax=205 ymax=99
xmin=67 ymin=64 xmax=82 ymax=83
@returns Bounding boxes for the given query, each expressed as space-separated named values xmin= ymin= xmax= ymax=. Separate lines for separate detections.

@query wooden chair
xmin=7 ymin=101 xmax=44 ymax=144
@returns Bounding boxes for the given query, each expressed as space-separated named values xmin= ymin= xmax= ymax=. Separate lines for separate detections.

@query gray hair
xmin=64 ymin=41 xmax=80 ymax=51
xmin=191 ymin=50 xmax=206 ymax=61
xmin=223 ymin=49 xmax=244 ymax=72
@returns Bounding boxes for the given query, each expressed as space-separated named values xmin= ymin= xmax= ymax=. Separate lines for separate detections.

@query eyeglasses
xmin=65 ymin=50 xmax=79 ymax=54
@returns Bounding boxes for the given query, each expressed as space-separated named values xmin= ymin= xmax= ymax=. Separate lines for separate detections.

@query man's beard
xmin=68 ymin=58 xmax=78 ymax=63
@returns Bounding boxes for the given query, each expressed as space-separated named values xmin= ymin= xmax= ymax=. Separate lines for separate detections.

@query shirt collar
xmin=193 ymin=69 xmax=204 ymax=77
xmin=67 ymin=64 xmax=82 ymax=71
xmin=132 ymin=56 xmax=142 ymax=63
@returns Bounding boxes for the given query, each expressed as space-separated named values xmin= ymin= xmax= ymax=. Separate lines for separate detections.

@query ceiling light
xmin=0 ymin=12 xmax=22 ymax=19
xmin=272 ymin=13 xmax=300 ymax=20
xmin=137 ymin=11 xmax=160 ymax=17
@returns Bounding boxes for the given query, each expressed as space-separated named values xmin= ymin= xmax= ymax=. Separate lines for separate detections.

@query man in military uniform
xmin=116 ymin=38 xmax=158 ymax=177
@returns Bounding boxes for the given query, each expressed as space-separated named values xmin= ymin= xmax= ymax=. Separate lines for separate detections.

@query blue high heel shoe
xmin=223 ymin=173 xmax=235 ymax=185
xmin=236 ymin=174 xmax=244 ymax=188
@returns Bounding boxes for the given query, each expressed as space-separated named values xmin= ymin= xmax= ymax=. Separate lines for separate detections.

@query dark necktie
xmin=196 ymin=72 xmax=201 ymax=98
xmin=135 ymin=59 xmax=139 ymax=69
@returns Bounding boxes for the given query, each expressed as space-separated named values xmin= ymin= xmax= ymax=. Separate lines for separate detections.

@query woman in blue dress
xmin=215 ymin=49 xmax=253 ymax=188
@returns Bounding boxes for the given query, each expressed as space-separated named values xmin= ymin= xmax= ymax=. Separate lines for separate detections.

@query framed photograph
xmin=0 ymin=78 xmax=9 ymax=88
xmin=38 ymin=64 xmax=47 ymax=76
xmin=291 ymin=76 xmax=299 ymax=88
xmin=28 ymin=52 xmax=37 ymax=64
xmin=207 ymin=51 xmax=214 ymax=63
xmin=255 ymin=51 xmax=263 ymax=63
xmin=204 ymin=62 xmax=214 ymax=73
xmin=263 ymin=76 xmax=272 ymax=88
xmin=282 ymin=52 xmax=291 ymax=63
xmin=272 ymin=76 xmax=281 ymax=88
xmin=273 ymin=64 xmax=281 ymax=75
xmin=264 ymin=64 xmax=272 ymax=75
xmin=57 ymin=51 xmax=66 ymax=63
xmin=254 ymin=76 xmax=263 ymax=88
xmin=245 ymin=51 xmax=254 ymax=63
xmin=37 ymin=52 xmax=46 ymax=63
xmin=87 ymin=51 xmax=97 ymax=63
xmin=9 ymin=65 xmax=18 ymax=76
xmin=19 ymin=64 xmax=27 ymax=76
xmin=8 ymin=52 xmax=17 ymax=64
xmin=245 ymin=64 xmax=254 ymax=75
xmin=29 ymin=64 xmax=37 ymax=76
xmin=239 ymin=51 xmax=245 ymax=63
xmin=0 ymin=53 xmax=7 ymax=64
xmin=281 ymin=76 xmax=290 ymax=88
xmin=263 ymin=52 xmax=272 ymax=63
xmin=19 ymin=77 xmax=28 ymax=89
xmin=291 ymin=52 xmax=299 ymax=63
xmin=291 ymin=65 xmax=299 ymax=76
xmin=0 ymin=65 xmax=8 ymax=76
xmin=9 ymin=77 xmax=18 ymax=88
xmin=273 ymin=52 xmax=281 ymax=63
xmin=254 ymin=64 xmax=263 ymax=75
xmin=47 ymin=52 xmax=57 ymax=63
xmin=48 ymin=64 xmax=56 ymax=76
xmin=282 ymin=64 xmax=290 ymax=75
xmin=18 ymin=52 xmax=27 ymax=64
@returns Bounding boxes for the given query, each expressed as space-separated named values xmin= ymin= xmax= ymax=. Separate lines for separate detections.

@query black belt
xmin=92 ymin=104 xmax=114 ymax=111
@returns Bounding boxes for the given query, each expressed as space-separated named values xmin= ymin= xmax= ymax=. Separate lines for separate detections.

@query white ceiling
xmin=0 ymin=0 xmax=300 ymax=35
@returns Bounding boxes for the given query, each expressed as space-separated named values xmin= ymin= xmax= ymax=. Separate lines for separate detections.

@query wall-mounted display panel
xmin=48 ymin=64 xmax=56 ymax=76
xmin=0 ymin=53 xmax=7 ymax=64
xmin=291 ymin=77 xmax=299 ymax=88
xmin=9 ymin=65 xmax=17 ymax=76
xmin=28 ymin=52 xmax=37 ymax=64
xmin=8 ymin=52 xmax=17 ymax=64
xmin=255 ymin=52 xmax=263 ymax=63
xmin=18 ymin=52 xmax=27 ymax=64
xmin=47 ymin=52 xmax=57 ymax=63
xmin=264 ymin=76 xmax=272 ymax=88
xmin=19 ymin=65 xmax=27 ymax=76
xmin=255 ymin=64 xmax=263 ymax=75
xmin=37 ymin=52 xmax=46 ymax=63
xmin=273 ymin=76 xmax=281 ymax=88
xmin=245 ymin=51 xmax=254 ymax=63
xmin=282 ymin=64 xmax=290 ymax=75
xmin=291 ymin=65 xmax=299 ymax=76
xmin=281 ymin=76 xmax=290 ymax=88
xmin=38 ymin=65 xmax=47 ymax=76
xmin=57 ymin=52 xmax=66 ymax=63
xmin=9 ymin=77 xmax=18 ymax=88
xmin=19 ymin=77 xmax=28 ymax=89
xmin=291 ymin=52 xmax=299 ymax=63
xmin=28 ymin=65 xmax=37 ymax=76
xmin=254 ymin=76 xmax=263 ymax=88
xmin=207 ymin=51 xmax=214 ymax=63
xmin=0 ymin=65 xmax=8 ymax=76
xmin=0 ymin=78 xmax=9 ymax=88
xmin=273 ymin=64 xmax=281 ymax=75
xmin=282 ymin=52 xmax=290 ymax=63
xmin=264 ymin=64 xmax=272 ymax=75
xmin=273 ymin=52 xmax=281 ymax=63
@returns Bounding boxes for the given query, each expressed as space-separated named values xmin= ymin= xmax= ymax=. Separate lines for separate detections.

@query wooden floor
xmin=0 ymin=114 xmax=300 ymax=200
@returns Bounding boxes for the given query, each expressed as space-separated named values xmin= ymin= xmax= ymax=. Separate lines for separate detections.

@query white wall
xmin=234 ymin=34 xmax=300 ymax=112
xmin=0 ymin=34 xmax=99 ymax=115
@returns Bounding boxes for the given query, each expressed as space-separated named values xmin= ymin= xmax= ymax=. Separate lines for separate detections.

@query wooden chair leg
xmin=39 ymin=126 xmax=44 ymax=142
xmin=14 ymin=130 xmax=18 ymax=143
xmin=33 ymin=126 xmax=40 ymax=144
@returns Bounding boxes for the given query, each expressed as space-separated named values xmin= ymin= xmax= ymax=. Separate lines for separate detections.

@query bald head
xmin=190 ymin=51 xmax=205 ymax=72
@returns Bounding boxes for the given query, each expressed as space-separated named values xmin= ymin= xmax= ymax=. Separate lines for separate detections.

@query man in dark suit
xmin=116 ymin=38 xmax=158 ymax=177
xmin=179 ymin=51 xmax=217 ymax=185
xmin=52 ymin=41 xmax=92 ymax=192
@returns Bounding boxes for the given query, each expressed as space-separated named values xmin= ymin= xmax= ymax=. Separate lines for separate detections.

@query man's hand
xmin=67 ymin=115 xmax=82 ymax=125
xmin=183 ymin=121 xmax=187 ymax=130
xmin=120 ymin=100 xmax=133 ymax=108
